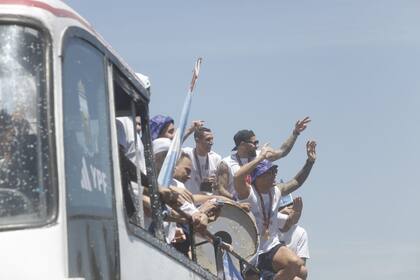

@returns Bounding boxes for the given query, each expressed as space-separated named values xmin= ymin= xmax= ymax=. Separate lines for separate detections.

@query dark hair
xmin=159 ymin=122 xmax=173 ymax=136
xmin=232 ymin=129 xmax=255 ymax=150
xmin=194 ymin=127 xmax=212 ymax=141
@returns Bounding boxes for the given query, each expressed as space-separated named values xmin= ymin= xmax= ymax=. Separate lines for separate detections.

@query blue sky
xmin=66 ymin=1 xmax=420 ymax=279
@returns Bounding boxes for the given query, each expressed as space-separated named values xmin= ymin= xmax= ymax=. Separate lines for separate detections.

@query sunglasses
xmin=244 ymin=140 xmax=259 ymax=146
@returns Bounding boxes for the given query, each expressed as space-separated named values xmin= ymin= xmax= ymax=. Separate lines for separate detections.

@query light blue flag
xmin=158 ymin=58 xmax=202 ymax=187
xmin=222 ymin=251 xmax=244 ymax=280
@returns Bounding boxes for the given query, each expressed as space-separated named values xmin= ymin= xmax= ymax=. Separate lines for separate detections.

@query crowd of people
xmin=117 ymin=112 xmax=317 ymax=280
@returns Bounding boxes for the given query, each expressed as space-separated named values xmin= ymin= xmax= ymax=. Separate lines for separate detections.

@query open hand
xmin=292 ymin=196 xmax=303 ymax=212
xmin=161 ymin=186 xmax=194 ymax=208
xmin=306 ymin=140 xmax=317 ymax=162
xmin=294 ymin=117 xmax=311 ymax=134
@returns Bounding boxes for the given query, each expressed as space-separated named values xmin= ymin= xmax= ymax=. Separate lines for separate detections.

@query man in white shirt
xmin=183 ymin=127 xmax=222 ymax=195
xmin=279 ymin=197 xmax=310 ymax=261
xmin=116 ymin=115 xmax=146 ymax=173
xmin=234 ymin=141 xmax=316 ymax=280
xmin=278 ymin=196 xmax=309 ymax=280
xmin=217 ymin=117 xmax=311 ymax=199
xmin=152 ymin=138 xmax=209 ymax=224
xmin=151 ymin=138 xmax=221 ymax=253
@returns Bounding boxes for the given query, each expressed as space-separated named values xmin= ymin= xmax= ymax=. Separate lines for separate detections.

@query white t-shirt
xmin=239 ymin=186 xmax=286 ymax=256
xmin=117 ymin=117 xmax=146 ymax=227
xmin=222 ymin=151 xmax=260 ymax=196
xmin=183 ymin=147 xmax=222 ymax=195
xmin=279 ymin=225 xmax=310 ymax=259
xmin=116 ymin=117 xmax=146 ymax=173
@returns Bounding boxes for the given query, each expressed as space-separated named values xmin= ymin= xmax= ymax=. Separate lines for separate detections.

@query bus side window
xmin=62 ymin=37 xmax=118 ymax=278
xmin=113 ymin=73 xmax=149 ymax=230
xmin=0 ymin=25 xmax=54 ymax=228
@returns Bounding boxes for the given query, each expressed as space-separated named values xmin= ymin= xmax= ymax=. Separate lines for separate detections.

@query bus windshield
xmin=0 ymin=24 xmax=54 ymax=228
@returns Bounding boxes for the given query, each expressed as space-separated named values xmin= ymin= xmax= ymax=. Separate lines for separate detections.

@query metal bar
xmin=131 ymin=101 xmax=144 ymax=227
xmin=142 ymin=106 xmax=165 ymax=241
xmin=239 ymin=260 xmax=245 ymax=278
xmin=213 ymin=237 xmax=225 ymax=280
xmin=194 ymin=240 xmax=211 ymax=247
xmin=221 ymin=246 xmax=259 ymax=274
xmin=189 ymin=222 xmax=197 ymax=262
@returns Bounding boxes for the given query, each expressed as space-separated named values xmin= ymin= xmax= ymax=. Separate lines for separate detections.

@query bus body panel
xmin=119 ymin=232 xmax=206 ymax=280
xmin=0 ymin=225 xmax=65 ymax=279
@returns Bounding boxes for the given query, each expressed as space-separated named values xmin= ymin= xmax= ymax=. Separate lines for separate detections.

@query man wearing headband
xmin=233 ymin=140 xmax=316 ymax=280
xmin=150 ymin=115 xmax=175 ymax=141
xmin=149 ymin=114 xmax=204 ymax=142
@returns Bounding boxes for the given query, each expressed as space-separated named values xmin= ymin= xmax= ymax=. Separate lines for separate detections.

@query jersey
xmin=239 ymin=185 xmax=286 ymax=255
xmin=279 ymin=224 xmax=310 ymax=259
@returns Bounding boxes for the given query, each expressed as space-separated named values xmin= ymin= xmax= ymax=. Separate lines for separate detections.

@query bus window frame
xmin=112 ymin=67 xmax=166 ymax=238
xmin=61 ymin=27 xmax=216 ymax=279
xmin=0 ymin=16 xmax=58 ymax=232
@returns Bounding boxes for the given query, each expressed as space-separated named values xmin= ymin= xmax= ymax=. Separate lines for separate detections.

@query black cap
xmin=232 ymin=129 xmax=255 ymax=151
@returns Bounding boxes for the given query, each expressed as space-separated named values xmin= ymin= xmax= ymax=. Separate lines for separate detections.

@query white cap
xmin=153 ymin=138 xmax=171 ymax=155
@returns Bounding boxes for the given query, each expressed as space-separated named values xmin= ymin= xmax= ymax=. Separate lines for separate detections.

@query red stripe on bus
xmin=0 ymin=0 xmax=91 ymax=29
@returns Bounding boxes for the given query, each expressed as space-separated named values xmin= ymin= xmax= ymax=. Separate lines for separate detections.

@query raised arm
xmin=234 ymin=145 xmax=269 ymax=200
xmin=277 ymin=140 xmax=316 ymax=195
xmin=182 ymin=120 xmax=204 ymax=142
xmin=266 ymin=117 xmax=311 ymax=161
xmin=213 ymin=161 xmax=234 ymax=199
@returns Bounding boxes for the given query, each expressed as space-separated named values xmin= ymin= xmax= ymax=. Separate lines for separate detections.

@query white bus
xmin=0 ymin=0 xmax=222 ymax=279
